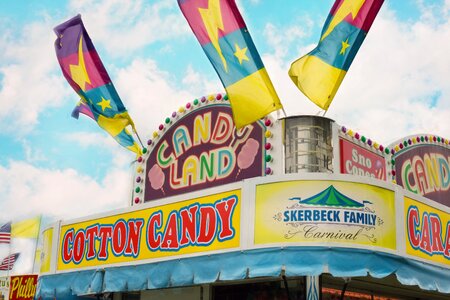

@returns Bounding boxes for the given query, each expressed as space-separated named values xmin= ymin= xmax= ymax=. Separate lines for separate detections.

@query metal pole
xmin=31 ymin=216 xmax=42 ymax=273
xmin=282 ymin=275 xmax=292 ymax=300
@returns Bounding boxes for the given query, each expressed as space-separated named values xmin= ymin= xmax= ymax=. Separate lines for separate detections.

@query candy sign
xmin=405 ymin=197 xmax=450 ymax=266
xmin=144 ymin=104 xmax=265 ymax=201
xmin=395 ymin=144 xmax=450 ymax=207
xmin=339 ymin=138 xmax=386 ymax=180
xmin=57 ymin=190 xmax=241 ymax=270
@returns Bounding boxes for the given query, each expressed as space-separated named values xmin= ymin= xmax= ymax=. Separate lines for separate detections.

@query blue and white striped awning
xmin=36 ymin=246 xmax=450 ymax=299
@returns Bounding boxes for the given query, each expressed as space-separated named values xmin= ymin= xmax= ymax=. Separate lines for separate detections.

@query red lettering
xmin=161 ymin=212 xmax=179 ymax=249
xmin=97 ymin=226 xmax=112 ymax=259
xmin=420 ymin=214 xmax=432 ymax=254
xmin=112 ymin=220 xmax=127 ymax=254
xmin=180 ymin=205 xmax=198 ymax=246
xmin=211 ymin=113 xmax=232 ymax=144
xmin=444 ymin=223 xmax=450 ymax=257
xmin=73 ymin=230 xmax=85 ymax=263
xmin=429 ymin=215 xmax=444 ymax=252
xmin=197 ymin=206 xmax=216 ymax=244
xmin=62 ymin=230 xmax=74 ymax=263
xmin=124 ymin=219 xmax=144 ymax=256
xmin=85 ymin=226 xmax=98 ymax=259
xmin=147 ymin=212 xmax=162 ymax=250
xmin=215 ymin=197 xmax=237 ymax=240
xmin=407 ymin=207 xmax=420 ymax=247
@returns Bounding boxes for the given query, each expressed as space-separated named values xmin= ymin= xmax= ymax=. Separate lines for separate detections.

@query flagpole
xmin=6 ymin=236 xmax=12 ymax=277
xmin=281 ymin=107 xmax=288 ymax=118
xmin=134 ymin=130 xmax=145 ymax=149
xmin=31 ymin=215 xmax=42 ymax=274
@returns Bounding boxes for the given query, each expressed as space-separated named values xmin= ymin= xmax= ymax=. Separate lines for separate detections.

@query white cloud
xmin=0 ymin=0 xmax=190 ymax=135
xmin=0 ymin=20 xmax=70 ymax=134
xmin=0 ymin=159 xmax=135 ymax=275
xmin=64 ymin=131 xmax=111 ymax=149
xmin=263 ymin=20 xmax=314 ymax=60
xmin=0 ymin=161 xmax=132 ymax=221
xmin=67 ymin=0 xmax=188 ymax=56
xmin=114 ymin=58 xmax=220 ymax=138
xmin=328 ymin=6 xmax=450 ymax=142
xmin=182 ymin=64 xmax=223 ymax=96
xmin=264 ymin=4 xmax=450 ymax=145
xmin=64 ymin=131 xmax=138 ymax=167
xmin=21 ymin=140 xmax=48 ymax=164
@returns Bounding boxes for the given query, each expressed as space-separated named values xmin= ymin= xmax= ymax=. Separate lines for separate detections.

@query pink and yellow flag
xmin=289 ymin=0 xmax=384 ymax=110
xmin=178 ymin=0 xmax=283 ymax=128
xmin=54 ymin=15 xmax=142 ymax=156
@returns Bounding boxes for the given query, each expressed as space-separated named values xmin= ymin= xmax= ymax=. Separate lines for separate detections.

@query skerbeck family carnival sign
xmin=393 ymin=142 xmax=450 ymax=207
xmin=339 ymin=138 xmax=386 ymax=180
xmin=142 ymin=102 xmax=265 ymax=202
xmin=405 ymin=197 xmax=450 ymax=266
xmin=255 ymin=180 xmax=396 ymax=250
xmin=58 ymin=190 xmax=240 ymax=270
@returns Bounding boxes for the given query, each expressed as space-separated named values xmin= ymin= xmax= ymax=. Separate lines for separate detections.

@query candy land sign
xmin=144 ymin=103 xmax=265 ymax=201
xmin=339 ymin=138 xmax=386 ymax=180
xmin=394 ymin=143 xmax=450 ymax=207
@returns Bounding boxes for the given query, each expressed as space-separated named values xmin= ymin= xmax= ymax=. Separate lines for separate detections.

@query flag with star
xmin=178 ymin=0 xmax=283 ymax=128
xmin=289 ymin=0 xmax=384 ymax=110
xmin=54 ymin=14 xmax=142 ymax=156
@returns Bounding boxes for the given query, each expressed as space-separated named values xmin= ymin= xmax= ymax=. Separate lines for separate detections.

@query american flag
xmin=0 ymin=253 xmax=20 ymax=271
xmin=0 ymin=222 xmax=11 ymax=244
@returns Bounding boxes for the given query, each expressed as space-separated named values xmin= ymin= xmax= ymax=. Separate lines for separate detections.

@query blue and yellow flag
xmin=178 ymin=0 xmax=283 ymax=128
xmin=289 ymin=0 xmax=384 ymax=110
xmin=54 ymin=15 xmax=142 ymax=156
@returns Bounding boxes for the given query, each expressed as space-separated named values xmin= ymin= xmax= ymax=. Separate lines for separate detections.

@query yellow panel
xmin=227 ymin=68 xmax=282 ymax=129
xmin=41 ymin=227 xmax=53 ymax=273
xmin=57 ymin=190 xmax=240 ymax=271
xmin=404 ymin=197 xmax=450 ymax=266
xmin=289 ymin=55 xmax=346 ymax=110
xmin=255 ymin=180 xmax=396 ymax=250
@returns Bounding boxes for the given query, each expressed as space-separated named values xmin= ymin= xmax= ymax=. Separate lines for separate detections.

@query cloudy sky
xmin=0 ymin=0 xmax=449 ymax=274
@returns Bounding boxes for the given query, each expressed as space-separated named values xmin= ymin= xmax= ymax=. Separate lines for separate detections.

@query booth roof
xmin=37 ymin=246 xmax=450 ymax=298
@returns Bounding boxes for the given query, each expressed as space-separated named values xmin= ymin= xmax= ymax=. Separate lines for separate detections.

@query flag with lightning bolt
xmin=289 ymin=0 xmax=384 ymax=110
xmin=54 ymin=15 xmax=142 ymax=156
xmin=178 ymin=0 xmax=283 ymax=129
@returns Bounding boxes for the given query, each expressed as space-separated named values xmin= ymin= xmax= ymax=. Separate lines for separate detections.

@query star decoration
xmin=97 ymin=97 xmax=112 ymax=112
xmin=234 ymin=43 xmax=249 ymax=65
xmin=340 ymin=38 xmax=350 ymax=55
